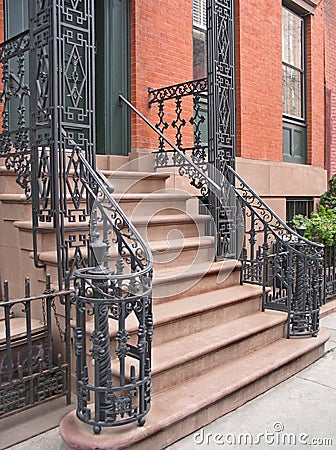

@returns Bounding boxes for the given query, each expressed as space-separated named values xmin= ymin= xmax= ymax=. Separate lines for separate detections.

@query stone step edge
xmin=100 ymin=170 xmax=171 ymax=180
xmin=111 ymin=311 xmax=287 ymax=379
xmin=0 ymin=193 xmax=29 ymax=203
xmin=12 ymin=213 xmax=211 ymax=233
xmin=0 ymin=191 xmax=192 ymax=205
xmin=0 ymin=166 xmax=170 ymax=181
xmin=149 ymin=235 xmax=214 ymax=253
xmin=80 ymin=284 xmax=264 ymax=339
xmin=34 ymin=235 xmax=215 ymax=266
xmin=154 ymin=259 xmax=241 ymax=284
xmin=59 ymin=329 xmax=329 ymax=450
xmin=320 ymin=298 xmax=336 ymax=318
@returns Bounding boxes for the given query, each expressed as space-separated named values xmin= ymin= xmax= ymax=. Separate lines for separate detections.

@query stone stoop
xmin=60 ymin=328 xmax=329 ymax=450
xmin=0 ymin=164 xmax=330 ymax=450
xmin=59 ymin=166 xmax=329 ymax=449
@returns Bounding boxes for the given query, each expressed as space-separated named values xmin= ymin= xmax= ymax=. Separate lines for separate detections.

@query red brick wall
xmin=306 ymin=4 xmax=325 ymax=167
xmin=235 ymin=0 xmax=283 ymax=161
xmin=235 ymin=0 xmax=325 ymax=167
xmin=325 ymin=0 xmax=336 ymax=175
xmin=130 ymin=0 xmax=193 ymax=152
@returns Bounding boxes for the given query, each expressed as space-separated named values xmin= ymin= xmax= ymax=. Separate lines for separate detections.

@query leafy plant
xmin=320 ymin=174 xmax=336 ymax=211
xmin=293 ymin=206 xmax=336 ymax=246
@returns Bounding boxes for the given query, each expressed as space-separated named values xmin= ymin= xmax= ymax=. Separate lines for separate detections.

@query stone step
xmin=321 ymin=298 xmax=336 ymax=318
xmin=134 ymin=213 xmax=210 ymax=242
xmin=80 ymin=284 xmax=263 ymax=358
xmin=153 ymin=259 xmax=241 ymax=301
xmin=111 ymin=311 xmax=287 ymax=395
xmin=0 ymin=166 xmax=23 ymax=195
xmin=14 ymin=220 xmax=89 ymax=253
xmin=111 ymin=191 xmax=193 ymax=218
xmin=0 ymin=194 xmax=31 ymax=221
xmin=36 ymin=236 xmax=216 ymax=281
xmin=60 ymin=329 xmax=329 ymax=450
xmin=14 ymin=213 xmax=211 ymax=259
xmin=150 ymin=235 xmax=215 ymax=269
xmin=100 ymin=170 xmax=170 ymax=194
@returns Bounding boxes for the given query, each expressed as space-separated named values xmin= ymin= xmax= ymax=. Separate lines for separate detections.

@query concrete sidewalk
xmin=5 ymin=313 xmax=336 ymax=450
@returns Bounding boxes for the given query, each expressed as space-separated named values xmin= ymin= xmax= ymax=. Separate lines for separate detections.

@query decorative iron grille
xmin=0 ymin=31 xmax=31 ymax=199
xmin=149 ymin=78 xmax=208 ymax=168
xmin=0 ymin=275 xmax=72 ymax=417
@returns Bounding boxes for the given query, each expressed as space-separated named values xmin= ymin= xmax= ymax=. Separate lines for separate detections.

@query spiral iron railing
xmin=72 ymin=148 xmax=153 ymax=433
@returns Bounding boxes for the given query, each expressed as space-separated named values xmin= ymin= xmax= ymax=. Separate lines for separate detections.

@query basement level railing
xmin=0 ymin=275 xmax=72 ymax=417
xmin=120 ymin=92 xmax=324 ymax=338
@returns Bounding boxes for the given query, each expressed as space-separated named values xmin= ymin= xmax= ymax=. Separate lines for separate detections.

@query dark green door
xmin=95 ymin=0 xmax=130 ymax=155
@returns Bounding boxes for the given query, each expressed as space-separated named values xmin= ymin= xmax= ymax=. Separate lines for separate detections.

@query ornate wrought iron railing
xmin=324 ymin=245 xmax=336 ymax=302
xmin=73 ymin=148 xmax=153 ymax=433
xmin=149 ymin=78 xmax=208 ymax=168
xmin=120 ymin=93 xmax=324 ymax=337
xmin=224 ymin=165 xmax=324 ymax=337
xmin=0 ymin=275 xmax=72 ymax=417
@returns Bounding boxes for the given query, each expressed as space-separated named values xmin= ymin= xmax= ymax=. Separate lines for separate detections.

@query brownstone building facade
xmin=127 ymin=0 xmax=331 ymax=222
xmin=0 ymin=0 xmax=334 ymax=218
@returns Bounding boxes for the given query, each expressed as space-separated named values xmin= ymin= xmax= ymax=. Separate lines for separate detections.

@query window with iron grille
xmin=286 ymin=197 xmax=314 ymax=227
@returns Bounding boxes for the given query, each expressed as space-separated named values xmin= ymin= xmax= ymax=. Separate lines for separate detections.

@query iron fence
xmin=0 ymin=275 xmax=72 ymax=417
xmin=324 ymin=245 xmax=336 ymax=302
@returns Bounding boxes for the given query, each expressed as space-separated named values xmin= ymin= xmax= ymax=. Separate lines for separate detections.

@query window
xmin=286 ymin=197 xmax=313 ymax=227
xmin=282 ymin=6 xmax=307 ymax=164
xmin=193 ymin=0 xmax=207 ymax=79
xmin=5 ymin=0 xmax=28 ymax=39
xmin=4 ymin=1 xmax=29 ymax=133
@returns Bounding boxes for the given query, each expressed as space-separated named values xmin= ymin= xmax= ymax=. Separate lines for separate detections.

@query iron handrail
xmin=224 ymin=164 xmax=324 ymax=250
xmin=76 ymin=148 xmax=153 ymax=273
xmin=119 ymin=93 xmax=321 ymax=249
xmin=148 ymin=77 xmax=207 ymax=104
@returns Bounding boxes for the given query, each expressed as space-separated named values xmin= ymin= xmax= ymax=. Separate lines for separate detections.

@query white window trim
xmin=193 ymin=0 xmax=207 ymax=30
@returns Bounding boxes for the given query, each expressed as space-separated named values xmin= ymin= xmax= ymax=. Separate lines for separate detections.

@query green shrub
xmin=293 ymin=206 xmax=336 ymax=246
xmin=320 ymin=174 xmax=336 ymax=211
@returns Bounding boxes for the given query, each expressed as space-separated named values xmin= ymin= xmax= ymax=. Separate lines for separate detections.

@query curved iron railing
xmin=120 ymin=93 xmax=324 ymax=337
xmin=72 ymin=148 xmax=153 ymax=433
xmin=224 ymin=164 xmax=324 ymax=337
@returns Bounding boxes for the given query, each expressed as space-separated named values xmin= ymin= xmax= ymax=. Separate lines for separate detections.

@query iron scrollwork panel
xmin=149 ymin=78 xmax=208 ymax=168
xmin=0 ymin=32 xmax=31 ymax=199
xmin=207 ymin=0 xmax=235 ymax=172
xmin=28 ymin=0 xmax=96 ymax=283
xmin=56 ymin=0 xmax=96 ymax=279
xmin=30 ymin=8 xmax=54 ymax=224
